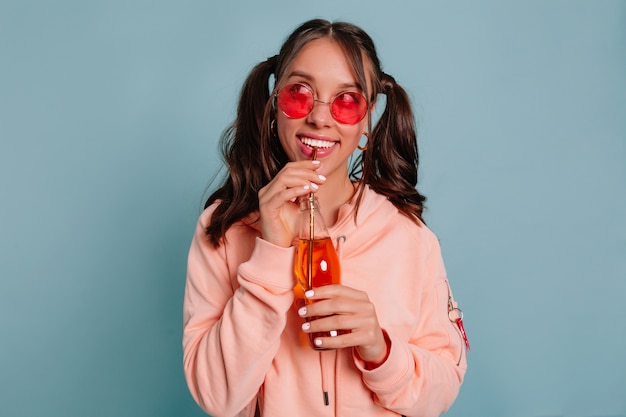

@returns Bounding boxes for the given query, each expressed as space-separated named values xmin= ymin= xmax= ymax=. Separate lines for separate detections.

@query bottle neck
xmin=298 ymin=194 xmax=330 ymax=240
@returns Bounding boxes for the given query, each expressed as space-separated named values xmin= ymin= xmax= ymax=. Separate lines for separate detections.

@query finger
xmin=305 ymin=321 xmax=385 ymax=354
xmin=300 ymin=298 xmax=359 ymax=318
xmin=302 ymin=310 xmax=376 ymax=335
xmin=259 ymin=170 xmax=326 ymax=203
xmin=305 ymin=285 xmax=370 ymax=302
xmin=303 ymin=314 xmax=347 ymax=333
xmin=304 ymin=284 xmax=371 ymax=308
xmin=265 ymin=160 xmax=324 ymax=189
xmin=260 ymin=183 xmax=314 ymax=207
xmin=310 ymin=330 xmax=366 ymax=350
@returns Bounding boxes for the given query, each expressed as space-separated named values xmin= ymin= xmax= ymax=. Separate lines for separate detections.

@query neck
xmin=315 ymin=176 xmax=356 ymax=227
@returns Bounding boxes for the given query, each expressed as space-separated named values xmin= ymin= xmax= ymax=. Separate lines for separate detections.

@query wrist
xmin=360 ymin=330 xmax=391 ymax=370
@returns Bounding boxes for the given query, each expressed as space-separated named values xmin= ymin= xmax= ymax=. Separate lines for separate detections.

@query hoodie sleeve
xmin=353 ymin=230 xmax=467 ymax=417
xmin=182 ymin=210 xmax=296 ymax=416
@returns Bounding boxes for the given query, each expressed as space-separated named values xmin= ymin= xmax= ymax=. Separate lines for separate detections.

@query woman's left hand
xmin=298 ymin=285 xmax=388 ymax=365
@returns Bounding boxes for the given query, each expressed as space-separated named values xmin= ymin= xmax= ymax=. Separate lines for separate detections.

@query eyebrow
xmin=285 ymin=70 xmax=362 ymax=90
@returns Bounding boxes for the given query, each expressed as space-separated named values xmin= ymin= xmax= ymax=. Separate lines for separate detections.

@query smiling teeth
xmin=300 ymin=137 xmax=335 ymax=149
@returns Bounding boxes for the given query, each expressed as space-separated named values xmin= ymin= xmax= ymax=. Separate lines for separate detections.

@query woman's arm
xmin=354 ymin=236 xmax=467 ymax=417
xmin=182 ymin=211 xmax=296 ymax=416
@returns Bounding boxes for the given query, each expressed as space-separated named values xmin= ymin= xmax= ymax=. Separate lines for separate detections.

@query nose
xmin=306 ymin=99 xmax=333 ymax=127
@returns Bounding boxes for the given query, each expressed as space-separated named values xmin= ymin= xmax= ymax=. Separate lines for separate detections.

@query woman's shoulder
xmin=198 ymin=201 xmax=261 ymax=243
xmin=361 ymin=186 xmax=435 ymax=231
xmin=347 ymin=186 xmax=439 ymax=247
xmin=198 ymin=201 xmax=219 ymax=225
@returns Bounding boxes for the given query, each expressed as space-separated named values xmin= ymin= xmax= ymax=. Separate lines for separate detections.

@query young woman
xmin=183 ymin=19 xmax=468 ymax=417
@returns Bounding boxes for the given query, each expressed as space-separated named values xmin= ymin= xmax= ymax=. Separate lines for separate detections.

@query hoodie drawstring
xmin=336 ymin=235 xmax=346 ymax=260
xmin=316 ymin=235 xmax=347 ymax=406
xmin=319 ymin=351 xmax=331 ymax=406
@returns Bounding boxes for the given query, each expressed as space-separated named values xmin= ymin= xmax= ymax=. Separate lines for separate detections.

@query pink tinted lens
xmin=330 ymin=92 xmax=367 ymax=124
xmin=277 ymin=84 xmax=314 ymax=119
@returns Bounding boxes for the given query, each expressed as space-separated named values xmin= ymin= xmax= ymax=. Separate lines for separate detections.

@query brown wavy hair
xmin=204 ymin=19 xmax=426 ymax=247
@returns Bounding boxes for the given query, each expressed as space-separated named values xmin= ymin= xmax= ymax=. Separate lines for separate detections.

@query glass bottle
xmin=293 ymin=194 xmax=346 ymax=350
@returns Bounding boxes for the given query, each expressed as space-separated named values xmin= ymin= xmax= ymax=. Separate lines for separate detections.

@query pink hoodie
xmin=183 ymin=185 xmax=467 ymax=417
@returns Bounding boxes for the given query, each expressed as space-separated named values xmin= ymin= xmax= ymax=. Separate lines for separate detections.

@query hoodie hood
xmin=328 ymin=184 xmax=420 ymax=257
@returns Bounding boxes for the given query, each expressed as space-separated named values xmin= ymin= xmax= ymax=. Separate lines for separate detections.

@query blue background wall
xmin=1 ymin=1 xmax=624 ymax=416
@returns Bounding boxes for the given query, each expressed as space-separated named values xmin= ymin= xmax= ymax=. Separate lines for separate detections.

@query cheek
xmin=345 ymin=128 xmax=363 ymax=146
xmin=276 ymin=116 xmax=299 ymax=155
xmin=344 ymin=121 xmax=368 ymax=146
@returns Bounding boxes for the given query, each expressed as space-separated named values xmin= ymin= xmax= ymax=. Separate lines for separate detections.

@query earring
xmin=270 ymin=119 xmax=277 ymax=137
xmin=358 ymin=132 xmax=369 ymax=151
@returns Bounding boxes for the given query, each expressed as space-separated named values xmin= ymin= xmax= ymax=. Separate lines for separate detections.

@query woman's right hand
xmin=257 ymin=160 xmax=326 ymax=247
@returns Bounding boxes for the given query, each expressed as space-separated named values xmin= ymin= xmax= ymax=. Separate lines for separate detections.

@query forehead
xmin=283 ymin=38 xmax=371 ymax=90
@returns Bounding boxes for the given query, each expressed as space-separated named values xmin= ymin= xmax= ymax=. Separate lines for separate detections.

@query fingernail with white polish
xmin=329 ymin=330 xmax=338 ymax=337
xmin=301 ymin=322 xmax=310 ymax=331
xmin=315 ymin=338 xmax=323 ymax=347
xmin=312 ymin=160 xmax=321 ymax=165
xmin=318 ymin=174 xmax=326 ymax=181
xmin=304 ymin=290 xmax=314 ymax=298
xmin=310 ymin=182 xmax=319 ymax=190
xmin=298 ymin=307 xmax=307 ymax=316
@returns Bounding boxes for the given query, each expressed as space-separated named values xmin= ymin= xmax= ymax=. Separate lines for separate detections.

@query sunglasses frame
xmin=275 ymin=82 xmax=368 ymax=125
